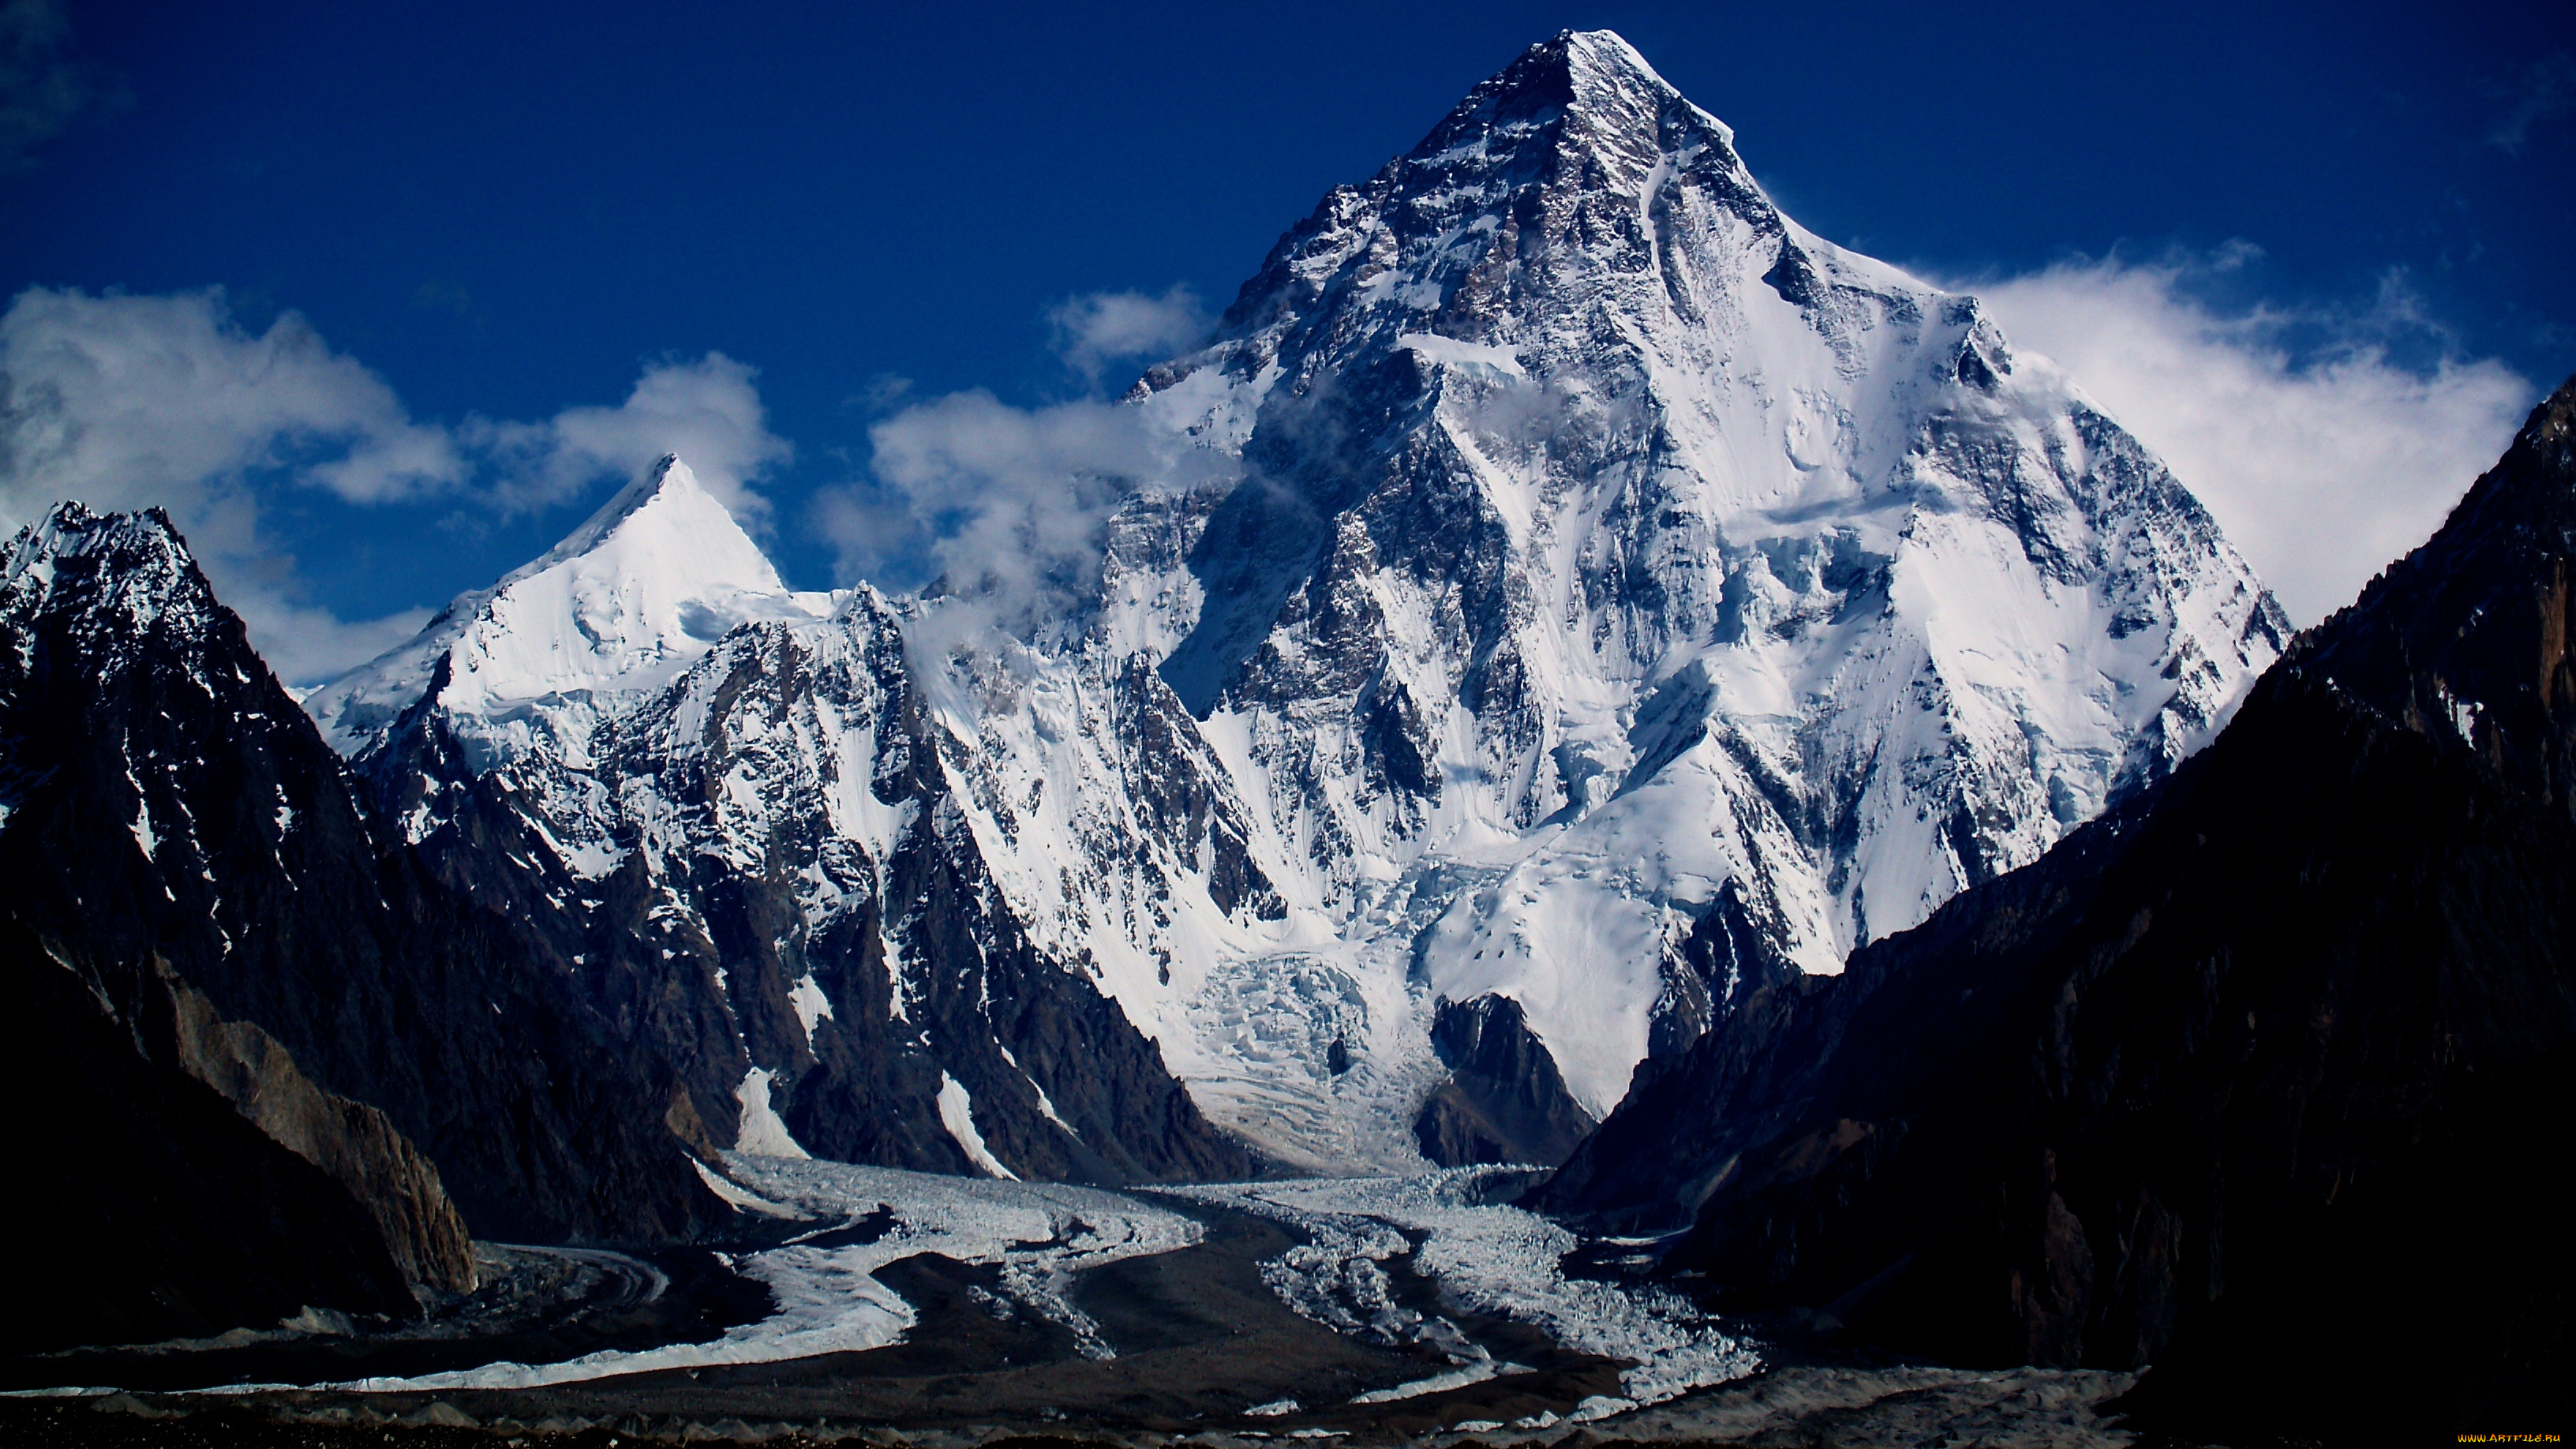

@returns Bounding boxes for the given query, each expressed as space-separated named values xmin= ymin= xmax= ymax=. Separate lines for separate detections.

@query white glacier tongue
xmin=306 ymin=455 xmax=833 ymax=766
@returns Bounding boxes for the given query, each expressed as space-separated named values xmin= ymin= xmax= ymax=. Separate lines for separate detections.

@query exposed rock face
xmin=0 ymin=503 xmax=724 ymax=1345
xmin=1541 ymin=379 xmax=2576 ymax=1437
xmin=159 ymin=970 xmax=474 ymax=1296
xmin=1413 ymin=994 xmax=1595 ymax=1166
xmin=2 ymin=920 xmax=422 ymax=1354
xmin=309 ymin=31 xmax=2285 ymax=1175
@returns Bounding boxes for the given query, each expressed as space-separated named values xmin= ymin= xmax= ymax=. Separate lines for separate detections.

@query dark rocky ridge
xmin=1538 ymin=378 xmax=2576 ymax=1436
xmin=1412 ymin=994 xmax=1595 ymax=1166
xmin=0 ymin=505 xmax=724 ymax=1347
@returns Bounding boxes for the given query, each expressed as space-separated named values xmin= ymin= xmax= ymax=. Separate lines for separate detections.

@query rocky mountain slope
xmin=0 ymin=504 xmax=726 ymax=1350
xmin=1540 ymin=378 xmax=2576 ymax=1436
xmin=310 ymin=29 xmax=2285 ymax=1175
xmin=309 ymin=462 xmax=1252 ymax=1185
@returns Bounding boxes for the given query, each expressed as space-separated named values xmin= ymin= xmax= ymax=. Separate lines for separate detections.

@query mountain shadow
xmin=1539 ymin=376 xmax=2576 ymax=1438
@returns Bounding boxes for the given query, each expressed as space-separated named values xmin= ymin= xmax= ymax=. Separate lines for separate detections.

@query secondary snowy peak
xmin=308 ymin=456 xmax=832 ymax=762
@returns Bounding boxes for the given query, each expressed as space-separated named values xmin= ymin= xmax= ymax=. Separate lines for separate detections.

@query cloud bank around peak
xmin=1048 ymin=284 xmax=1209 ymax=387
xmin=0 ymin=286 xmax=791 ymax=682
xmin=1965 ymin=253 xmax=2537 ymax=625
xmin=820 ymin=387 xmax=1237 ymax=642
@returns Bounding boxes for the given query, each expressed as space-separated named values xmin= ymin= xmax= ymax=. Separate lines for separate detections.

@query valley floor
xmin=1 ymin=1165 xmax=2144 ymax=1446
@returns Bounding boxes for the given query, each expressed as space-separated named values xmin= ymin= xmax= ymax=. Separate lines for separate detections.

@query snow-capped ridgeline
xmin=311 ymin=29 xmax=2286 ymax=1174
xmin=307 ymin=457 xmax=835 ymax=770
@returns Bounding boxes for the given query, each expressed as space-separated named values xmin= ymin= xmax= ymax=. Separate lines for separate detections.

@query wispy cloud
xmin=2488 ymin=52 xmax=2576 ymax=156
xmin=837 ymin=391 xmax=1162 ymax=635
xmin=814 ymin=283 xmax=1226 ymax=641
xmin=468 ymin=351 xmax=790 ymax=523
xmin=0 ymin=288 xmax=470 ymax=511
xmin=1048 ymin=284 xmax=1209 ymax=387
xmin=1967 ymin=252 xmax=2537 ymax=625
xmin=0 ymin=286 xmax=792 ymax=680
xmin=818 ymin=386 xmax=1239 ymax=642
xmin=0 ymin=0 xmax=129 ymax=174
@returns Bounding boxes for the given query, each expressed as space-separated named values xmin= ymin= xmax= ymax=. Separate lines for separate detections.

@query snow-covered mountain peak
xmin=11 ymin=498 xmax=185 ymax=570
xmin=306 ymin=455 xmax=834 ymax=762
xmin=291 ymin=31 xmax=2293 ymax=1177
xmin=1517 ymin=28 xmax=1724 ymax=140
xmin=509 ymin=455 xmax=772 ymax=593
xmin=1061 ymin=31 xmax=2291 ymax=1144
xmin=1436 ymin=28 xmax=1718 ymax=147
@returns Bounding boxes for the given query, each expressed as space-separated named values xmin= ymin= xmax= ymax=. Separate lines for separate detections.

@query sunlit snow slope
xmin=314 ymin=30 xmax=2285 ymax=1177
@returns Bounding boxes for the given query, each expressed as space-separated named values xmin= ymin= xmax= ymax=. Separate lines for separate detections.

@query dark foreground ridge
xmin=1542 ymin=376 xmax=2576 ymax=1438
xmin=0 ymin=504 xmax=728 ymax=1350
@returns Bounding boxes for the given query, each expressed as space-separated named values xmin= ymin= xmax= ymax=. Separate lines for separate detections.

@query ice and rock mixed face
xmin=894 ymin=28 xmax=2287 ymax=1159
xmin=310 ymin=29 xmax=2286 ymax=1177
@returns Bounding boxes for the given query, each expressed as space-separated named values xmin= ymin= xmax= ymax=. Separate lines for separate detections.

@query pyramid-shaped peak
xmin=303 ymin=454 xmax=820 ymax=759
xmin=1474 ymin=28 xmax=1678 ymax=105
xmin=1406 ymin=28 xmax=1739 ymax=179
xmin=1556 ymin=29 xmax=1678 ymax=95
xmin=1473 ymin=28 xmax=1705 ymax=122
xmin=523 ymin=455 xmax=759 ymax=579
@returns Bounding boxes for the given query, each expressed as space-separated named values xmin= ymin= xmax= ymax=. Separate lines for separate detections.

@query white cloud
xmin=825 ymin=388 xmax=1236 ymax=640
xmin=0 ymin=287 xmax=467 ymax=511
xmin=859 ymin=391 xmax=1156 ymax=634
xmin=814 ymin=283 xmax=1225 ymax=635
xmin=224 ymin=591 xmax=436 ymax=693
xmin=1967 ymin=256 xmax=2537 ymax=625
xmin=469 ymin=351 xmax=789 ymax=523
xmin=1048 ymin=285 xmax=1209 ymax=385
xmin=0 ymin=286 xmax=792 ymax=682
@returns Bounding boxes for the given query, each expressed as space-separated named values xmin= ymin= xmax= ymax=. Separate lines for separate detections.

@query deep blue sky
xmin=5 ymin=0 xmax=2571 ymax=642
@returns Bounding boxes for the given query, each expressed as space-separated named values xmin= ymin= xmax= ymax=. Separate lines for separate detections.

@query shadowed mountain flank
xmin=1541 ymin=377 xmax=2576 ymax=1437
